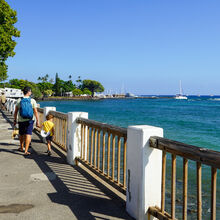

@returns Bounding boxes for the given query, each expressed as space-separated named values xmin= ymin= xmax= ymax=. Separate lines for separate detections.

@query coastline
xmin=37 ymin=96 xmax=174 ymax=102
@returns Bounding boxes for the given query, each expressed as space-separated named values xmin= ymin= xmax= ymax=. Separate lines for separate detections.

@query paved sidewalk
xmin=0 ymin=110 xmax=133 ymax=220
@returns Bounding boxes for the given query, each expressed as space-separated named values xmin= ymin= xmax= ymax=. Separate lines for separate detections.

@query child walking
xmin=42 ymin=114 xmax=55 ymax=156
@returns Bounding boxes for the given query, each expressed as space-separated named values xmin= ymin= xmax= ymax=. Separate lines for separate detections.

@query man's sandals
xmin=24 ymin=152 xmax=31 ymax=156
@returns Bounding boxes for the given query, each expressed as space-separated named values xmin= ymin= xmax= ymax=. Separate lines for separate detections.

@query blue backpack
xmin=20 ymin=98 xmax=33 ymax=119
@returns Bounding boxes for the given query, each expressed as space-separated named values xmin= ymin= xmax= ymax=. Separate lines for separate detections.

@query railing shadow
xmin=1 ymin=109 xmax=132 ymax=219
xmin=27 ymin=134 xmax=133 ymax=219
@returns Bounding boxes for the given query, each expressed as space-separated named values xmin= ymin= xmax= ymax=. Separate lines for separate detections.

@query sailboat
xmin=175 ymin=80 xmax=187 ymax=100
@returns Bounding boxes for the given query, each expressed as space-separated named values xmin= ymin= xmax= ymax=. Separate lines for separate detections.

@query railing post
xmin=126 ymin=125 xmax=163 ymax=220
xmin=43 ymin=107 xmax=56 ymax=121
xmin=12 ymin=100 xmax=17 ymax=114
xmin=67 ymin=112 xmax=88 ymax=165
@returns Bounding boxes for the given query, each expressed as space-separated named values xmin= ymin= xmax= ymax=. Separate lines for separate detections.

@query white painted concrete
xmin=126 ymin=125 xmax=163 ymax=220
xmin=67 ymin=112 xmax=88 ymax=165
xmin=43 ymin=107 xmax=56 ymax=121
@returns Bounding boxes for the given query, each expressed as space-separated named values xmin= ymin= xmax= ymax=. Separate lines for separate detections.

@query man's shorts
xmin=18 ymin=120 xmax=34 ymax=135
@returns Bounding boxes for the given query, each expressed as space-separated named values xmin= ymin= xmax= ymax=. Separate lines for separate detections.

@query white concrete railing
xmin=5 ymin=98 xmax=163 ymax=220
xmin=5 ymin=98 xmax=17 ymax=114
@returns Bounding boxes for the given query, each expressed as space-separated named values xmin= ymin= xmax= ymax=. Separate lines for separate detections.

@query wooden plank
xmin=171 ymin=154 xmax=176 ymax=219
xmin=183 ymin=158 xmax=188 ymax=220
xmin=49 ymin=110 xmax=68 ymax=120
xmin=197 ymin=162 xmax=202 ymax=220
xmin=102 ymin=132 xmax=106 ymax=173
xmin=107 ymin=133 xmax=111 ymax=177
xmin=211 ymin=167 xmax=217 ymax=220
xmin=117 ymin=137 xmax=121 ymax=184
xmin=161 ymin=151 xmax=166 ymax=214
xmin=90 ymin=128 xmax=94 ymax=165
xmin=112 ymin=135 xmax=116 ymax=181
xmin=148 ymin=206 xmax=172 ymax=220
xmin=150 ymin=136 xmax=220 ymax=168
xmin=76 ymin=117 xmax=127 ymax=137
xmin=87 ymin=126 xmax=90 ymax=162
xmin=97 ymin=130 xmax=101 ymax=170
xmin=37 ymin=107 xmax=44 ymax=113
xmin=94 ymin=129 xmax=97 ymax=168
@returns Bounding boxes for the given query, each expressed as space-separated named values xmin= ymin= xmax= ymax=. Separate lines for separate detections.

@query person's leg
xmin=18 ymin=122 xmax=25 ymax=151
xmin=47 ymin=140 xmax=51 ymax=151
xmin=24 ymin=120 xmax=34 ymax=155
xmin=24 ymin=134 xmax=31 ymax=154
xmin=47 ymin=139 xmax=52 ymax=156
xmin=19 ymin=135 xmax=25 ymax=151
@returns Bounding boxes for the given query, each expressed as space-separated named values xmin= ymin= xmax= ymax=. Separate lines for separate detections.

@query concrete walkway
xmin=0 ymin=110 xmax=133 ymax=220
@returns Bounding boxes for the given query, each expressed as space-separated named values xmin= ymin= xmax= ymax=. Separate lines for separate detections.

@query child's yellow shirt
xmin=42 ymin=120 xmax=54 ymax=136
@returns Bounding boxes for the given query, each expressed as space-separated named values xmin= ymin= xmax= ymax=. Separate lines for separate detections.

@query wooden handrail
xmin=37 ymin=107 xmax=44 ymax=113
xmin=49 ymin=110 xmax=68 ymax=120
xmin=76 ymin=117 xmax=127 ymax=137
xmin=150 ymin=136 xmax=220 ymax=168
xmin=149 ymin=136 xmax=219 ymax=220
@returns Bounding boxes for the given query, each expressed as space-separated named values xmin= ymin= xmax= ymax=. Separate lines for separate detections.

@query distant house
xmin=64 ymin=92 xmax=73 ymax=97
xmin=0 ymin=88 xmax=23 ymax=98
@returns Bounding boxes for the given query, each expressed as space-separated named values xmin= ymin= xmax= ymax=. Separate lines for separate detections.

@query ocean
xmin=39 ymin=96 xmax=220 ymax=219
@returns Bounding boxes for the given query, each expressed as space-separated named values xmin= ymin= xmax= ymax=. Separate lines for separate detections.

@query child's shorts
xmin=46 ymin=135 xmax=53 ymax=141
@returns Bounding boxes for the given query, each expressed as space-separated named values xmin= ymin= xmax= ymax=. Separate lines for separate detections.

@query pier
xmin=2 ymin=98 xmax=220 ymax=220
xmin=0 ymin=110 xmax=132 ymax=220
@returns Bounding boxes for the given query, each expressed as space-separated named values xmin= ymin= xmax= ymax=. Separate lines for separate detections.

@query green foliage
xmin=37 ymin=82 xmax=53 ymax=95
xmin=44 ymin=89 xmax=53 ymax=96
xmin=82 ymin=88 xmax=92 ymax=95
xmin=0 ymin=0 xmax=20 ymax=81
xmin=38 ymin=74 xmax=49 ymax=83
xmin=53 ymin=73 xmax=62 ymax=95
xmin=72 ymin=88 xmax=83 ymax=96
xmin=8 ymin=78 xmax=42 ymax=98
xmin=76 ymin=76 xmax=82 ymax=89
xmin=81 ymin=80 xmax=104 ymax=97
xmin=0 ymin=62 xmax=8 ymax=81
xmin=53 ymin=73 xmax=76 ymax=95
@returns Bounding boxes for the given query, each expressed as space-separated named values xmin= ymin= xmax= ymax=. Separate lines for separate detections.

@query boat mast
xmin=179 ymin=80 xmax=183 ymax=95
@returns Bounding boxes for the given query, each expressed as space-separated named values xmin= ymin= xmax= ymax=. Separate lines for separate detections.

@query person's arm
xmin=13 ymin=106 xmax=19 ymax=126
xmin=33 ymin=108 xmax=40 ymax=127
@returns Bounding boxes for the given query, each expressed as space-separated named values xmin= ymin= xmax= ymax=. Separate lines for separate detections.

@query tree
xmin=53 ymin=73 xmax=62 ymax=96
xmin=72 ymin=88 xmax=83 ymax=96
xmin=81 ymin=80 xmax=104 ymax=97
xmin=38 ymin=74 xmax=49 ymax=83
xmin=44 ymin=89 xmax=53 ymax=97
xmin=82 ymin=88 xmax=92 ymax=96
xmin=76 ymin=76 xmax=82 ymax=89
xmin=8 ymin=78 xmax=42 ymax=98
xmin=37 ymin=82 xmax=53 ymax=96
xmin=0 ymin=0 xmax=20 ymax=81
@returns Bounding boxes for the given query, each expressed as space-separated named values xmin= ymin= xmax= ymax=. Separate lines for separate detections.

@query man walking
xmin=13 ymin=87 xmax=40 ymax=155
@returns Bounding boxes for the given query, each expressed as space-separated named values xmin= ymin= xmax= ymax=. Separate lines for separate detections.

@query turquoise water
xmin=39 ymin=97 xmax=220 ymax=219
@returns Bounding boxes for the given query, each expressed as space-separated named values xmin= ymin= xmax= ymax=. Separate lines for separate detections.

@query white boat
xmin=175 ymin=81 xmax=187 ymax=100
xmin=125 ymin=92 xmax=138 ymax=98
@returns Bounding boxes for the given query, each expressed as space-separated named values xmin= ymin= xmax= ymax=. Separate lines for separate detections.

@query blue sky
xmin=6 ymin=0 xmax=220 ymax=95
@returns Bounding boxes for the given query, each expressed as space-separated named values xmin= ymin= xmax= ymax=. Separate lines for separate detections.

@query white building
xmin=0 ymin=88 xmax=23 ymax=98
